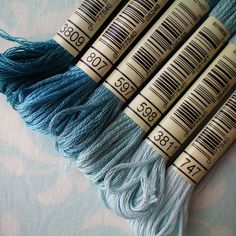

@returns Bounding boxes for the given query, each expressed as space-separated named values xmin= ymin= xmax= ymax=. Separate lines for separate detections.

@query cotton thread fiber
xmin=101 ymin=33 xmax=236 ymax=219
xmin=52 ymin=0 xmax=218 ymax=159
xmin=0 ymin=33 xmax=73 ymax=106
xmin=0 ymin=0 xmax=120 ymax=108
xmin=129 ymin=167 xmax=193 ymax=236
xmin=129 ymin=91 xmax=236 ymax=236
xmin=76 ymin=1 xmax=236 ymax=195
xmin=14 ymin=0 xmax=166 ymax=136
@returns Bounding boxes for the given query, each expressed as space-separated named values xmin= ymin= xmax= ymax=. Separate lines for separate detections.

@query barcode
xmin=172 ymin=92 xmax=236 ymax=184
xmin=100 ymin=0 xmax=158 ymax=56
xmin=193 ymin=93 xmax=236 ymax=157
xmin=55 ymin=0 xmax=120 ymax=57
xmin=104 ymin=0 xmax=210 ymax=103
xmin=130 ymin=1 xmax=199 ymax=75
xmin=76 ymin=0 xmax=108 ymax=27
xmin=150 ymin=26 xmax=223 ymax=104
xmin=171 ymin=54 xmax=236 ymax=135
xmin=77 ymin=0 xmax=163 ymax=83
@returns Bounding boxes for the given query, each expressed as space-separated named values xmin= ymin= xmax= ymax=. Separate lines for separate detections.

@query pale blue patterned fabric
xmin=0 ymin=1 xmax=235 ymax=235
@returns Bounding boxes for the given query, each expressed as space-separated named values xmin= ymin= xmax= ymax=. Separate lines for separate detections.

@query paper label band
xmin=173 ymin=91 xmax=236 ymax=184
xmin=77 ymin=0 xmax=167 ymax=82
xmin=124 ymin=16 xmax=230 ymax=132
xmin=104 ymin=0 xmax=210 ymax=101
xmin=54 ymin=0 xmax=120 ymax=57
xmin=146 ymin=43 xmax=236 ymax=159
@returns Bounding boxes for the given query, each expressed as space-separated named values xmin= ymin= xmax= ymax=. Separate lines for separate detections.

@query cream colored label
xmin=124 ymin=16 xmax=230 ymax=131
xmin=146 ymin=44 xmax=236 ymax=160
xmin=77 ymin=0 xmax=167 ymax=82
xmin=173 ymin=91 xmax=236 ymax=184
xmin=54 ymin=0 xmax=120 ymax=57
xmin=104 ymin=0 xmax=210 ymax=100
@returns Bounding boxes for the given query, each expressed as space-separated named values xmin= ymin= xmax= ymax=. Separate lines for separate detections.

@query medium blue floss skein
xmin=15 ymin=0 xmax=163 ymax=136
xmin=76 ymin=0 xmax=236 ymax=217
xmin=102 ymin=32 xmax=236 ymax=220
xmin=15 ymin=68 xmax=94 ymax=135
xmin=52 ymin=0 xmax=219 ymax=159
xmin=0 ymin=30 xmax=75 ymax=107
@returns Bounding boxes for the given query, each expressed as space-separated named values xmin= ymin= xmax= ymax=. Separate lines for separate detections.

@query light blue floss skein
xmin=101 ymin=31 xmax=236 ymax=219
xmin=129 ymin=167 xmax=192 ymax=236
xmin=75 ymin=0 xmax=236 ymax=216
xmin=129 ymin=90 xmax=236 ymax=236
xmin=50 ymin=0 xmax=219 ymax=159
xmin=14 ymin=0 xmax=162 ymax=136
xmin=0 ymin=0 xmax=124 ymax=109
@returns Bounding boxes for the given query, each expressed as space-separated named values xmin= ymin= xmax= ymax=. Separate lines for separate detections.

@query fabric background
xmin=0 ymin=1 xmax=235 ymax=235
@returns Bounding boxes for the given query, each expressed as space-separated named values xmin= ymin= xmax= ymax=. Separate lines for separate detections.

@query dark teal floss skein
xmin=0 ymin=29 xmax=75 ymax=107
xmin=77 ymin=0 xmax=236 ymax=219
xmin=100 ymin=5 xmax=236 ymax=220
xmin=52 ymin=0 xmax=219 ymax=159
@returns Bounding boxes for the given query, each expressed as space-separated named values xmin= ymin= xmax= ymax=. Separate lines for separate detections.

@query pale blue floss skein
xmin=129 ymin=168 xmax=192 ymax=236
xmin=74 ymin=0 xmax=235 ymax=183
xmin=51 ymin=0 xmax=219 ymax=159
xmin=0 ymin=1 xmax=122 ymax=109
xmin=14 ymin=0 xmax=163 ymax=136
xmin=129 ymin=91 xmax=236 ymax=236
xmin=101 ymin=32 xmax=236 ymax=219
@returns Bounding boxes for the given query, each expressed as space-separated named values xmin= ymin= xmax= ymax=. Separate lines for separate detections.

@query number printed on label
xmin=146 ymin=126 xmax=181 ymax=159
xmin=125 ymin=94 xmax=162 ymax=131
xmin=173 ymin=92 xmax=236 ymax=184
xmin=114 ymin=77 xmax=136 ymax=97
xmin=54 ymin=0 xmax=120 ymax=56
xmin=77 ymin=0 xmax=167 ymax=82
xmin=173 ymin=153 xmax=206 ymax=184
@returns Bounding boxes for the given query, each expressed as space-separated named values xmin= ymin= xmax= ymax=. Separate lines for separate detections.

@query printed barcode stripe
xmin=76 ymin=0 xmax=106 ymax=26
xmin=192 ymin=93 xmax=236 ymax=159
xmin=100 ymin=0 xmax=158 ymax=56
xmin=170 ymin=55 xmax=236 ymax=134
xmin=130 ymin=1 xmax=198 ymax=74
xmin=150 ymin=26 xmax=222 ymax=104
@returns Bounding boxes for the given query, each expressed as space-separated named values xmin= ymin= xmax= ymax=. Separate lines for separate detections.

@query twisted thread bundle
xmin=129 ymin=91 xmax=236 ymax=236
xmin=0 ymin=0 xmax=122 ymax=109
xmin=0 ymin=32 xmax=74 ymax=107
xmin=74 ymin=0 xmax=236 ymax=219
xmin=102 ymin=32 xmax=236 ymax=220
xmin=51 ymin=0 xmax=219 ymax=159
xmin=14 ymin=0 xmax=166 ymax=136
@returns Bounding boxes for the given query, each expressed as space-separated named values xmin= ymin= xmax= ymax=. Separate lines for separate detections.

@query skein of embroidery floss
xmin=53 ymin=0 xmax=219 ymax=158
xmin=75 ymin=1 xmax=236 ymax=191
xmin=101 ymin=34 xmax=236 ymax=219
xmin=15 ymin=0 xmax=168 ymax=135
xmin=0 ymin=0 xmax=122 ymax=106
xmin=129 ymin=91 xmax=236 ymax=236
